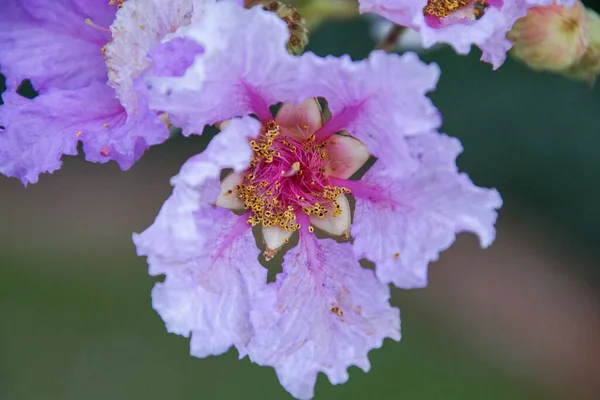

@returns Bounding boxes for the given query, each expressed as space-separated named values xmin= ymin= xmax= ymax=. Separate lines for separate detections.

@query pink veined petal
xmin=143 ymin=1 xmax=301 ymax=134
xmin=248 ymin=234 xmax=400 ymax=400
xmin=352 ymin=132 xmax=502 ymax=289
xmin=134 ymin=114 xmax=265 ymax=357
xmin=300 ymin=51 xmax=441 ymax=178
xmin=149 ymin=210 xmax=265 ymax=358
xmin=0 ymin=0 xmax=115 ymax=91
xmin=0 ymin=82 xmax=168 ymax=185
xmin=133 ymin=116 xmax=259 ymax=268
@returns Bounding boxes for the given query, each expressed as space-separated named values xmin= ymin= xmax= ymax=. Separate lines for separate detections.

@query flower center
xmin=236 ymin=121 xmax=350 ymax=232
xmin=424 ymin=0 xmax=488 ymax=18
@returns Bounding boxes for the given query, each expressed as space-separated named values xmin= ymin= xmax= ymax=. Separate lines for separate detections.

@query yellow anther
xmin=424 ymin=0 xmax=471 ymax=18
xmin=283 ymin=161 xmax=301 ymax=178
xmin=330 ymin=306 xmax=343 ymax=316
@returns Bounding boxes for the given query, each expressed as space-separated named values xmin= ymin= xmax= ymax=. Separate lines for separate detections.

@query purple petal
xmin=248 ymin=235 xmax=400 ymax=400
xmin=0 ymin=82 xmax=168 ymax=185
xmin=0 ymin=92 xmax=78 ymax=185
xmin=148 ymin=210 xmax=265 ymax=358
xmin=148 ymin=37 xmax=204 ymax=77
xmin=352 ymin=132 xmax=502 ymax=289
xmin=301 ymin=51 xmax=441 ymax=177
xmin=0 ymin=0 xmax=115 ymax=91
xmin=133 ymin=115 xmax=264 ymax=356
xmin=144 ymin=1 xmax=300 ymax=134
xmin=105 ymin=0 xmax=203 ymax=115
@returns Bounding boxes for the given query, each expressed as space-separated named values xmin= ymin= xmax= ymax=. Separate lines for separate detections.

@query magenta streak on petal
xmin=330 ymin=177 xmax=398 ymax=206
xmin=213 ymin=212 xmax=253 ymax=260
xmin=241 ymin=81 xmax=272 ymax=122
xmin=314 ymin=102 xmax=365 ymax=142
xmin=487 ymin=0 xmax=504 ymax=8
xmin=296 ymin=211 xmax=311 ymax=234
xmin=297 ymin=213 xmax=321 ymax=270
xmin=424 ymin=14 xmax=443 ymax=29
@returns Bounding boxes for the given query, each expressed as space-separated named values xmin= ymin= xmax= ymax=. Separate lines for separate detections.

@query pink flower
xmin=134 ymin=2 xmax=502 ymax=398
xmin=360 ymin=0 xmax=576 ymax=68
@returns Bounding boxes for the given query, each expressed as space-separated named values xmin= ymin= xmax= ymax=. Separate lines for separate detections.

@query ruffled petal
xmin=0 ymin=82 xmax=168 ymax=185
xmin=300 ymin=51 xmax=441 ymax=177
xmin=134 ymin=115 xmax=265 ymax=357
xmin=352 ymin=132 xmax=502 ymax=289
xmin=143 ymin=1 xmax=300 ymax=134
xmin=0 ymin=92 xmax=78 ymax=185
xmin=150 ymin=210 xmax=264 ymax=358
xmin=248 ymin=235 xmax=400 ymax=400
xmin=0 ymin=0 xmax=115 ymax=91
xmin=105 ymin=0 xmax=204 ymax=114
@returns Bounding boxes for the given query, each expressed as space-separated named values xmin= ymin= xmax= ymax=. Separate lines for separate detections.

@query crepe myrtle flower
xmin=0 ymin=0 xmax=209 ymax=185
xmin=134 ymin=2 xmax=501 ymax=398
xmin=359 ymin=0 xmax=576 ymax=68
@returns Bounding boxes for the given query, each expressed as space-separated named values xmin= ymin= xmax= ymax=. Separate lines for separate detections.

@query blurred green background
xmin=1 ymin=2 xmax=600 ymax=399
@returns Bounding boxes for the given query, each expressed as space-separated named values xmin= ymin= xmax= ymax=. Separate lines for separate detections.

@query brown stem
xmin=375 ymin=24 xmax=407 ymax=53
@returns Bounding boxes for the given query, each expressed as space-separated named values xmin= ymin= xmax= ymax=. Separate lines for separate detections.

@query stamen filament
xmin=85 ymin=18 xmax=111 ymax=33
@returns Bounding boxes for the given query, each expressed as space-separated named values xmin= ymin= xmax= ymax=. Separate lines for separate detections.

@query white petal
xmin=310 ymin=195 xmax=351 ymax=238
xmin=262 ymin=225 xmax=293 ymax=260
xmin=216 ymin=172 xmax=245 ymax=210
xmin=325 ymin=132 xmax=370 ymax=179
xmin=275 ymin=98 xmax=323 ymax=139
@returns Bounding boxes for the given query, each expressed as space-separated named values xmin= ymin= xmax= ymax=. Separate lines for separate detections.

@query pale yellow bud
xmin=508 ymin=1 xmax=588 ymax=72
xmin=563 ymin=8 xmax=600 ymax=84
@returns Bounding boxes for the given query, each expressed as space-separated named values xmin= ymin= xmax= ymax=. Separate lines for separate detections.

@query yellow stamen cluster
xmin=236 ymin=121 xmax=350 ymax=231
xmin=424 ymin=0 xmax=469 ymax=17
xmin=249 ymin=121 xmax=280 ymax=166
xmin=302 ymin=186 xmax=350 ymax=218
